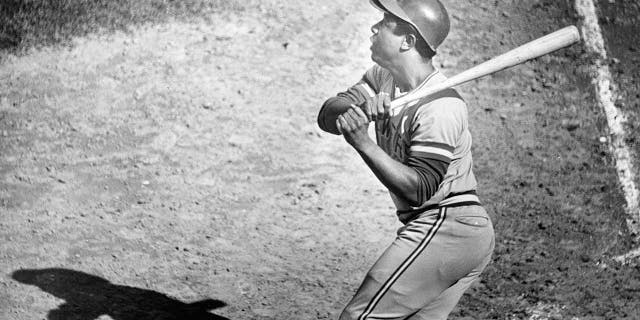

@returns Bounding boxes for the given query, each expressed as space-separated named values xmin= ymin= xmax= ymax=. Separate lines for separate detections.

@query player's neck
xmin=391 ymin=58 xmax=435 ymax=92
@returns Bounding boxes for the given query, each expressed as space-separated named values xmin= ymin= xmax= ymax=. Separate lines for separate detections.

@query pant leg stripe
xmin=358 ymin=207 xmax=447 ymax=320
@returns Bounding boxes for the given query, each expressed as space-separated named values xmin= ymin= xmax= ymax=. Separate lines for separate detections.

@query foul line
xmin=574 ymin=0 xmax=640 ymax=262
xmin=522 ymin=2 xmax=636 ymax=319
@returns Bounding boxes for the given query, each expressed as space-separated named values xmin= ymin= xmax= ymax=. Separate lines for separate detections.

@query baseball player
xmin=317 ymin=0 xmax=495 ymax=319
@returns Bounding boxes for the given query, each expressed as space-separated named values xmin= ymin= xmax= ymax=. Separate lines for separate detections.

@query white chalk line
xmin=523 ymin=1 xmax=640 ymax=319
xmin=575 ymin=0 xmax=640 ymax=264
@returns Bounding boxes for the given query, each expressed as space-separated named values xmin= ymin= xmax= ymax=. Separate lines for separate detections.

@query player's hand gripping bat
xmin=389 ymin=25 xmax=581 ymax=113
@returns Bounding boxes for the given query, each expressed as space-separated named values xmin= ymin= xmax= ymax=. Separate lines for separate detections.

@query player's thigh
xmin=384 ymin=207 xmax=493 ymax=305
xmin=340 ymin=207 xmax=494 ymax=320
xmin=341 ymin=210 xmax=456 ymax=319
xmin=409 ymin=240 xmax=494 ymax=320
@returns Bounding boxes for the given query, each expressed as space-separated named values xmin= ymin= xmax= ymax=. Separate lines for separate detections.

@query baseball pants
xmin=339 ymin=205 xmax=495 ymax=320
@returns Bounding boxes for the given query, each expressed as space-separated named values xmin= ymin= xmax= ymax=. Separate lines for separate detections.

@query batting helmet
xmin=370 ymin=0 xmax=450 ymax=52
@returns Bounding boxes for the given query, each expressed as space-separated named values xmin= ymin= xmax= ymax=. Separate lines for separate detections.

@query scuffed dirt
xmin=597 ymin=0 xmax=640 ymax=225
xmin=1 ymin=0 xmax=639 ymax=319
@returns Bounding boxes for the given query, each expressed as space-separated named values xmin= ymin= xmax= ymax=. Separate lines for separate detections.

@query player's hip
xmin=394 ymin=204 xmax=495 ymax=282
xmin=397 ymin=204 xmax=494 ymax=244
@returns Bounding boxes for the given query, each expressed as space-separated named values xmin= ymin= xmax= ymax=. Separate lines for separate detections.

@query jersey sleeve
xmin=335 ymin=65 xmax=383 ymax=105
xmin=405 ymin=96 xmax=466 ymax=204
xmin=409 ymin=97 xmax=465 ymax=164
xmin=317 ymin=65 xmax=389 ymax=133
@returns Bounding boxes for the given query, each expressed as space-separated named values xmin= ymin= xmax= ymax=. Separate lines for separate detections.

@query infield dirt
xmin=1 ymin=0 xmax=639 ymax=319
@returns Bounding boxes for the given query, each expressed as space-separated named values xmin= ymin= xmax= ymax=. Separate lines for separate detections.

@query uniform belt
xmin=396 ymin=190 xmax=481 ymax=224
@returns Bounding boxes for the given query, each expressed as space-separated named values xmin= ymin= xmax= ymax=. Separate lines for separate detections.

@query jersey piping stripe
xmin=360 ymin=83 xmax=376 ymax=98
xmin=410 ymin=146 xmax=453 ymax=159
xmin=357 ymin=207 xmax=447 ymax=320
xmin=411 ymin=141 xmax=455 ymax=152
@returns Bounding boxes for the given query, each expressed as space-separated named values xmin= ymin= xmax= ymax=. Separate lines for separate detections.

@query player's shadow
xmin=11 ymin=268 xmax=231 ymax=320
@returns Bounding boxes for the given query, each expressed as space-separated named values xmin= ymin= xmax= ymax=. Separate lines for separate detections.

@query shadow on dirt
xmin=0 ymin=0 xmax=251 ymax=54
xmin=11 ymin=268 xmax=231 ymax=320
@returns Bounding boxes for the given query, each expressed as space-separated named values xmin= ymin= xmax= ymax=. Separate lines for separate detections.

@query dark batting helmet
xmin=370 ymin=0 xmax=451 ymax=52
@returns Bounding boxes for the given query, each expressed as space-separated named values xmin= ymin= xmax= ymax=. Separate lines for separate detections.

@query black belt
xmin=397 ymin=190 xmax=481 ymax=223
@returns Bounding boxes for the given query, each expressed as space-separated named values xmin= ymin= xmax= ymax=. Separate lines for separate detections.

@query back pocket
xmin=455 ymin=215 xmax=489 ymax=227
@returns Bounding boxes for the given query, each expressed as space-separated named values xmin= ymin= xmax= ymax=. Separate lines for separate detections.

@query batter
xmin=317 ymin=1 xmax=495 ymax=319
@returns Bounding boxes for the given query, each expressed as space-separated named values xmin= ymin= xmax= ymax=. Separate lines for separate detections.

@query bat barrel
xmin=390 ymin=25 xmax=581 ymax=109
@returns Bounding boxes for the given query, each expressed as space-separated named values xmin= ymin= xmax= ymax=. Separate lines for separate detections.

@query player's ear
xmin=401 ymin=33 xmax=417 ymax=51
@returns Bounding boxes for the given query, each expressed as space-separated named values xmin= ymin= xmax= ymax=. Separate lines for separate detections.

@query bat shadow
xmin=11 ymin=268 xmax=231 ymax=320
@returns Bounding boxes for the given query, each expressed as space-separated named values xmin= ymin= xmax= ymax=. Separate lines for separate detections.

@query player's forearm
xmin=355 ymin=140 xmax=423 ymax=207
xmin=318 ymin=97 xmax=353 ymax=135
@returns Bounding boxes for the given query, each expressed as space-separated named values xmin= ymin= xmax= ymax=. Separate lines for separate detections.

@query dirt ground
xmin=1 ymin=0 xmax=639 ymax=319
xmin=597 ymin=0 xmax=640 ymax=207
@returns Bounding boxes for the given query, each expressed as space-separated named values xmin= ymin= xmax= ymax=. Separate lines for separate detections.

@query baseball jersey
xmin=338 ymin=64 xmax=480 ymax=223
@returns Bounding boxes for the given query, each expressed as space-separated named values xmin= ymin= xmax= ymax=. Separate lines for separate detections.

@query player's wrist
xmin=352 ymin=138 xmax=376 ymax=153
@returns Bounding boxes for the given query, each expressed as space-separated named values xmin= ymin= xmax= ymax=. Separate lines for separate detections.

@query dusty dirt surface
xmin=1 ymin=0 xmax=639 ymax=319
xmin=597 ymin=0 xmax=640 ymax=212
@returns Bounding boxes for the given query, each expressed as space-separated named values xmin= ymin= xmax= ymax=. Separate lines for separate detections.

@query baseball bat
xmin=390 ymin=25 xmax=581 ymax=111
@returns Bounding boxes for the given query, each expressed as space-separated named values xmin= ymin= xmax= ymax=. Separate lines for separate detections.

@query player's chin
xmin=369 ymin=48 xmax=387 ymax=67
xmin=370 ymin=52 xmax=380 ymax=65
xmin=371 ymin=55 xmax=387 ymax=69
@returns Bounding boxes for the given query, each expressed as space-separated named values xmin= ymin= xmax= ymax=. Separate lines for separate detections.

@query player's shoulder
xmin=364 ymin=64 xmax=393 ymax=89
xmin=414 ymin=90 xmax=467 ymax=118
xmin=370 ymin=64 xmax=391 ymax=78
xmin=426 ymin=72 xmax=465 ymax=104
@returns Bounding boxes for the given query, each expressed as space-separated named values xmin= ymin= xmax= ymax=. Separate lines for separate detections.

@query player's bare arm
xmin=337 ymin=105 xmax=426 ymax=207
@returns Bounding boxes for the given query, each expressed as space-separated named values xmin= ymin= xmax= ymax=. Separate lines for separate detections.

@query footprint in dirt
xmin=12 ymin=268 xmax=230 ymax=320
